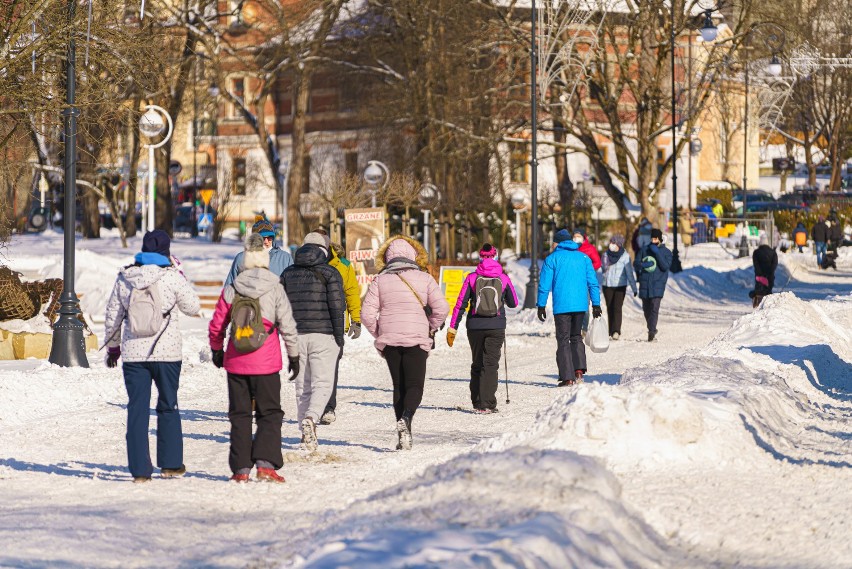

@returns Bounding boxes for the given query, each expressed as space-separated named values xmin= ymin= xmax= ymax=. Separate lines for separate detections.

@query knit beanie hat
xmin=306 ymin=230 xmax=330 ymax=248
xmin=553 ymin=229 xmax=572 ymax=243
xmin=650 ymin=228 xmax=663 ymax=240
xmin=479 ymin=243 xmax=497 ymax=259
xmin=142 ymin=229 xmax=171 ymax=258
xmin=251 ymin=215 xmax=275 ymax=238
xmin=243 ymin=233 xmax=269 ymax=270
xmin=610 ymin=234 xmax=625 ymax=247
xmin=572 ymin=227 xmax=586 ymax=237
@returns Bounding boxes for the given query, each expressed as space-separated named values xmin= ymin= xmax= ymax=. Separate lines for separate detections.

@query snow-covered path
xmin=1 ymin=235 xmax=851 ymax=568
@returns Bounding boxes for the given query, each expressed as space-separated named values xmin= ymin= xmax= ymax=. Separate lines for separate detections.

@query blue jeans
xmin=123 ymin=361 xmax=183 ymax=477
xmin=815 ymin=241 xmax=826 ymax=267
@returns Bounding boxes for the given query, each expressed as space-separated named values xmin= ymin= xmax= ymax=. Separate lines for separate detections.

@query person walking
xmin=281 ymin=233 xmax=345 ymax=452
xmin=634 ymin=228 xmax=672 ymax=342
xmin=536 ymin=229 xmax=601 ymax=386
xmin=224 ymin=215 xmax=293 ymax=286
xmin=749 ymin=237 xmax=778 ymax=308
xmin=103 ymin=230 xmax=201 ymax=483
xmin=447 ymin=243 xmax=518 ymax=413
xmin=792 ymin=222 xmax=808 ymax=253
xmin=827 ymin=211 xmax=843 ymax=252
xmin=572 ymin=227 xmax=601 ymax=335
xmin=811 ymin=216 xmax=828 ymax=268
xmin=208 ymin=234 xmax=301 ymax=483
xmin=361 ymin=235 xmax=449 ymax=450
xmin=307 ymin=230 xmax=362 ymax=426
xmin=601 ymin=234 xmax=637 ymax=340
xmin=632 ymin=217 xmax=653 ymax=254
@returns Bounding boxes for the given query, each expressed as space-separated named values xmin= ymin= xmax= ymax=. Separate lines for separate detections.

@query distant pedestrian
xmin=537 ymin=229 xmax=601 ymax=386
xmin=634 ymin=228 xmax=672 ymax=342
xmin=827 ymin=212 xmax=843 ymax=252
xmin=103 ymin=230 xmax=201 ymax=483
xmin=281 ymin=233 xmax=346 ymax=452
xmin=601 ymin=234 xmax=637 ymax=340
xmin=632 ymin=217 xmax=653 ymax=254
xmin=361 ymin=235 xmax=449 ymax=450
xmin=224 ymin=215 xmax=293 ymax=286
xmin=792 ymin=222 xmax=808 ymax=253
xmin=573 ymin=227 xmax=601 ymax=335
xmin=811 ymin=216 xmax=828 ymax=268
xmin=447 ymin=243 xmax=518 ymax=413
xmin=749 ymin=237 xmax=778 ymax=308
xmin=208 ymin=234 xmax=301 ymax=483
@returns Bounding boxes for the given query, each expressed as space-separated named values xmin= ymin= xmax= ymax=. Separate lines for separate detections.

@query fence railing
xmin=686 ymin=211 xmax=776 ymax=249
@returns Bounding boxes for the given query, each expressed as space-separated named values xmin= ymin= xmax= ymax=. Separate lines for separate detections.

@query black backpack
xmin=474 ymin=277 xmax=503 ymax=317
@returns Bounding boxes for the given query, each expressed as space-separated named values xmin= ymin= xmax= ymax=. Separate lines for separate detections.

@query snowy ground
xmin=1 ymin=235 xmax=851 ymax=568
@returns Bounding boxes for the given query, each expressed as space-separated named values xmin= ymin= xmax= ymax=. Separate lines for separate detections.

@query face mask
xmin=609 ymin=243 xmax=619 ymax=252
xmin=573 ymin=236 xmax=584 ymax=244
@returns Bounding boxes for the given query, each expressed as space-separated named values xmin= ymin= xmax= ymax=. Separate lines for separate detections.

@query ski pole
xmin=503 ymin=335 xmax=510 ymax=404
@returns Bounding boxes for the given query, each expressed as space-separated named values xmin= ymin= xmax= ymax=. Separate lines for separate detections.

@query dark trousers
xmin=383 ymin=345 xmax=428 ymax=422
xmin=123 ymin=361 xmax=183 ymax=478
xmin=554 ymin=312 xmax=587 ymax=382
xmin=642 ymin=297 xmax=663 ymax=334
xmin=603 ymin=286 xmax=627 ymax=336
xmin=468 ymin=329 xmax=505 ymax=410
xmin=227 ymin=372 xmax=284 ymax=472
xmin=325 ymin=346 xmax=344 ymax=412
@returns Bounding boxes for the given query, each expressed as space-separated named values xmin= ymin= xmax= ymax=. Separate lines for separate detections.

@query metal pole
xmin=669 ymin=3 xmax=683 ymax=273
xmin=49 ymin=0 xmax=89 ymax=367
xmin=281 ymin=172 xmax=288 ymax=247
xmin=191 ymin=60 xmax=198 ymax=237
xmin=147 ymin=144 xmax=155 ymax=231
xmin=738 ymin=54 xmax=751 ymax=258
xmin=524 ymin=0 xmax=540 ymax=308
xmin=515 ymin=208 xmax=522 ymax=256
xmin=423 ymin=209 xmax=431 ymax=257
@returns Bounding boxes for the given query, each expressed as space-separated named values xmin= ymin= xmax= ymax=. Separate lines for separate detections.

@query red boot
xmin=256 ymin=467 xmax=285 ymax=483
xmin=230 ymin=473 xmax=250 ymax=483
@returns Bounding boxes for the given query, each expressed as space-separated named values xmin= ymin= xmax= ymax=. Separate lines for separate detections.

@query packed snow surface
xmin=1 ymin=235 xmax=851 ymax=568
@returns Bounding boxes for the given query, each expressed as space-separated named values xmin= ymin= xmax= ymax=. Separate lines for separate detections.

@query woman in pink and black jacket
xmin=361 ymin=235 xmax=449 ymax=450
xmin=447 ymin=243 xmax=518 ymax=413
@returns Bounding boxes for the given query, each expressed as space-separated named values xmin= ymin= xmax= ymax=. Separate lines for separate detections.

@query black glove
xmin=288 ymin=356 xmax=300 ymax=381
xmin=347 ymin=322 xmax=361 ymax=339
xmin=592 ymin=305 xmax=602 ymax=318
xmin=537 ymin=307 xmax=547 ymax=322
xmin=106 ymin=347 xmax=120 ymax=368
xmin=212 ymin=349 xmax=224 ymax=369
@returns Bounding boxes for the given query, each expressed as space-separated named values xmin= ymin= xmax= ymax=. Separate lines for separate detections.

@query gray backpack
xmin=474 ymin=277 xmax=503 ymax=317
xmin=127 ymin=283 xmax=166 ymax=337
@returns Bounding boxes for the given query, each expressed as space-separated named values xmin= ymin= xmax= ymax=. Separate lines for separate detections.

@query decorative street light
xmin=139 ymin=105 xmax=174 ymax=232
xmin=511 ymin=190 xmax=529 ymax=257
xmin=363 ymin=160 xmax=389 ymax=208
xmin=49 ymin=0 xmax=88 ymax=367
xmin=278 ymin=158 xmax=290 ymax=246
xmin=418 ymin=182 xmax=440 ymax=262
xmin=523 ymin=0 xmax=540 ymax=309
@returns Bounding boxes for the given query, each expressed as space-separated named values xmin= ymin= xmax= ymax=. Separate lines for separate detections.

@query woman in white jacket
xmin=103 ymin=230 xmax=201 ymax=483
xmin=601 ymin=234 xmax=637 ymax=340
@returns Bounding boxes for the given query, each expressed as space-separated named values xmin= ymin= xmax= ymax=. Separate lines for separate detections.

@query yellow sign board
xmin=439 ymin=266 xmax=474 ymax=309
xmin=200 ymin=189 xmax=215 ymax=205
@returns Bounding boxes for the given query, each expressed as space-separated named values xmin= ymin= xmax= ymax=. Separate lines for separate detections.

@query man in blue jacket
xmin=537 ymin=229 xmax=601 ymax=386
xmin=225 ymin=216 xmax=293 ymax=286
xmin=633 ymin=228 xmax=673 ymax=342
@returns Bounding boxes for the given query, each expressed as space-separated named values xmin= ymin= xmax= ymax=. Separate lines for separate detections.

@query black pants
xmin=227 ymin=372 xmax=284 ymax=473
xmin=554 ymin=312 xmax=587 ymax=382
xmin=383 ymin=345 xmax=428 ymax=422
xmin=642 ymin=297 xmax=662 ymax=334
xmin=325 ymin=345 xmax=344 ymax=412
xmin=468 ymin=328 xmax=505 ymax=410
xmin=602 ymin=286 xmax=627 ymax=336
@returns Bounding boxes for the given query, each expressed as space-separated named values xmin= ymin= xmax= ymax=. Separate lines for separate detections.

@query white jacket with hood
xmin=104 ymin=264 xmax=201 ymax=362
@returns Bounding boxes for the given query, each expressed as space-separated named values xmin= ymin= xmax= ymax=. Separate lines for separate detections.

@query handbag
xmin=397 ymin=274 xmax=436 ymax=348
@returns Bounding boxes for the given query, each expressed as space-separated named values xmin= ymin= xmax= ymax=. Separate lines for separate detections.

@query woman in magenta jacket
xmin=361 ymin=235 xmax=449 ymax=450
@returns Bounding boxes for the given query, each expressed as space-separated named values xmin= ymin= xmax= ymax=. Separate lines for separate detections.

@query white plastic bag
xmin=585 ymin=315 xmax=610 ymax=353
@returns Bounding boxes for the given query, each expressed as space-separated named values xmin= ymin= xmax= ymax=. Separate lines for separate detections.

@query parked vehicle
xmin=174 ymin=203 xmax=215 ymax=235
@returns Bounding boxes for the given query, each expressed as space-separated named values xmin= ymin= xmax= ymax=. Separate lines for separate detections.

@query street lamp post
xmin=278 ymin=159 xmax=289 ymax=247
xmin=418 ymin=182 xmax=440 ymax=262
xmin=524 ymin=0 xmax=540 ymax=309
xmin=139 ymin=105 xmax=174 ymax=232
xmin=363 ymin=160 xmax=389 ymax=208
xmin=49 ymin=0 xmax=88 ymax=367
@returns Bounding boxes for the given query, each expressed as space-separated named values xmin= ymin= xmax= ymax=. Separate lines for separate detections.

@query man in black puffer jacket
xmin=281 ymin=233 xmax=345 ymax=451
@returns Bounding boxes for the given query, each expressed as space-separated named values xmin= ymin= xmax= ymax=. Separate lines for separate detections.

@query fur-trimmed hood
xmin=375 ymin=235 xmax=428 ymax=271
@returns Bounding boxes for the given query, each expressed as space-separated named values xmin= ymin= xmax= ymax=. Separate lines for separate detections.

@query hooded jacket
xmin=602 ymin=248 xmax=638 ymax=294
xmin=329 ymin=246 xmax=361 ymax=328
xmin=752 ymin=244 xmax=778 ymax=295
xmin=361 ymin=236 xmax=449 ymax=354
xmin=281 ymin=244 xmax=345 ymax=341
xmin=634 ymin=242 xmax=673 ymax=299
xmin=208 ymin=268 xmax=300 ymax=375
xmin=577 ymin=238 xmax=602 ymax=270
xmin=224 ymin=245 xmax=293 ymax=286
xmin=537 ymin=240 xmax=600 ymax=313
xmin=104 ymin=261 xmax=201 ymax=362
xmin=449 ymin=259 xmax=518 ymax=330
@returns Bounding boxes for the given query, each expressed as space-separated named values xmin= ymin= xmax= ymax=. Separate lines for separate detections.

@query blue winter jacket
xmin=633 ymin=243 xmax=672 ymax=299
xmin=537 ymin=240 xmax=601 ymax=313
xmin=224 ymin=245 xmax=293 ymax=286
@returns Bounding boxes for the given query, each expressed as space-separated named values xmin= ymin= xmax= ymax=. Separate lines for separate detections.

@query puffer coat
xmin=280 ymin=244 xmax=345 ymax=342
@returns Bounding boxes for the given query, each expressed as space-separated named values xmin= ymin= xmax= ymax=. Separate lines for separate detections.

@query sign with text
xmin=344 ymin=207 xmax=386 ymax=297
xmin=439 ymin=266 xmax=475 ymax=309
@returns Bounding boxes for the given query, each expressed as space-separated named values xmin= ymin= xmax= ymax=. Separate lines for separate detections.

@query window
xmin=232 ymin=158 xmax=247 ymax=196
xmin=344 ymin=152 xmax=358 ymax=175
xmin=301 ymin=155 xmax=311 ymax=194
xmin=340 ymin=82 xmax=358 ymax=112
xmin=229 ymin=77 xmax=245 ymax=118
xmin=657 ymin=148 xmax=666 ymax=177
xmin=509 ymin=143 xmax=529 ymax=183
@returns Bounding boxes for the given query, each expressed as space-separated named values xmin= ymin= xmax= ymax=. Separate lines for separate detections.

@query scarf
xmin=605 ymin=248 xmax=624 ymax=267
xmin=381 ymin=257 xmax=420 ymax=274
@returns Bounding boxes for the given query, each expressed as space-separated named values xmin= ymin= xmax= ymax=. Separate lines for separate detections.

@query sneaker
xmin=319 ymin=408 xmax=336 ymax=425
xmin=230 ymin=473 xmax=250 ymax=483
xmin=256 ymin=467 xmax=285 ymax=483
xmin=473 ymin=408 xmax=498 ymax=414
xmin=557 ymin=379 xmax=575 ymax=387
xmin=397 ymin=417 xmax=412 ymax=450
xmin=161 ymin=464 xmax=186 ymax=478
xmin=132 ymin=476 xmax=151 ymax=484
xmin=301 ymin=418 xmax=318 ymax=452
xmin=574 ymin=370 xmax=584 ymax=384
xmin=611 ymin=332 xmax=620 ymax=340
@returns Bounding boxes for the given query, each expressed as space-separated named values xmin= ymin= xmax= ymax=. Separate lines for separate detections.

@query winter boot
xmin=319 ymin=408 xmax=336 ymax=425
xmin=301 ymin=417 xmax=318 ymax=452
xmin=396 ymin=413 xmax=413 ymax=451
xmin=648 ymin=332 xmax=657 ymax=342
xmin=132 ymin=476 xmax=151 ymax=484
xmin=161 ymin=464 xmax=186 ymax=478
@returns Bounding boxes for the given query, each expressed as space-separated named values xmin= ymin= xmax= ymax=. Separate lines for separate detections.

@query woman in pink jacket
xmin=361 ymin=235 xmax=450 ymax=450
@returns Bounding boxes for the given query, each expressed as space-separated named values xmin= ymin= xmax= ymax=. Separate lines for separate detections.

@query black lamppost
xmin=523 ymin=0 xmax=540 ymax=308
xmin=49 ymin=0 xmax=89 ymax=367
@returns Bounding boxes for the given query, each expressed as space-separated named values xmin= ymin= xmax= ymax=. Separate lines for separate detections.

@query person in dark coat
xmin=633 ymin=228 xmax=672 ymax=342
xmin=811 ymin=217 xmax=828 ymax=268
xmin=827 ymin=214 xmax=843 ymax=252
xmin=281 ymin=235 xmax=346 ymax=452
xmin=749 ymin=239 xmax=778 ymax=308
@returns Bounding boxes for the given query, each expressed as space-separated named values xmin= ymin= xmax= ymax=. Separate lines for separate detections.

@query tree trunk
xmin=288 ymin=69 xmax=310 ymax=244
xmin=125 ymin=100 xmax=141 ymax=238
